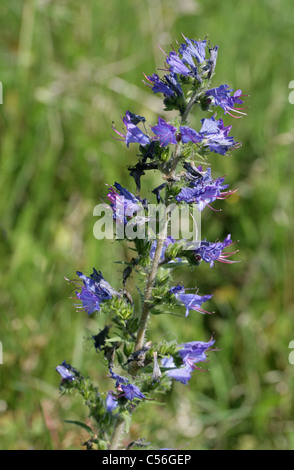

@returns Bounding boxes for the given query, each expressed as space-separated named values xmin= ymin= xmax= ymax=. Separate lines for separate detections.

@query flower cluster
xmin=175 ymin=165 xmax=236 ymax=211
xmin=74 ymin=268 xmax=117 ymax=315
xmin=56 ymin=34 xmax=246 ymax=450
xmin=162 ymin=337 xmax=216 ymax=384
xmin=113 ymin=112 xmax=238 ymax=155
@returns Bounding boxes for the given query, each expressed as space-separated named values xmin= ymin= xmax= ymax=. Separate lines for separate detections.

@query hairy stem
xmin=130 ymin=213 xmax=169 ymax=375
xmin=181 ymin=88 xmax=199 ymax=123
xmin=108 ymin=415 xmax=125 ymax=450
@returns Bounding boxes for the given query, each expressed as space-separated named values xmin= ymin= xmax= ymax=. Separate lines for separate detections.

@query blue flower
xmin=144 ymin=73 xmax=175 ymax=97
xmin=161 ymin=337 xmax=217 ymax=384
xmin=178 ymin=37 xmax=207 ymax=65
xmin=75 ymin=268 xmax=115 ymax=315
xmin=113 ymin=111 xmax=150 ymax=147
xmin=179 ymin=126 xmax=202 ymax=144
xmin=195 ymin=234 xmax=238 ymax=267
xmin=151 ymin=116 xmax=177 ymax=147
xmin=120 ymin=383 xmax=146 ymax=401
xmin=144 ymin=72 xmax=184 ymax=99
xmin=205 ymin=45 xmax=219 ymax=78
xmin=170 ymin=285 xmax=213 ymax=317
xmin=206 ymin=84 xmax=246 ymax=118
xmin=76 ymin=287 xmax=103 ymax=316
xmin=109 ymin=368 xmax=146 ymax=403
xmin=161 ymin=356 xmax=192 ymax=384
xmin=106 ymin=392 xmax=118 ymax=413
xmin=56 ymin=361 xmax=78 ymax=382
xmin=166 ymin=51 xmax=190 ymax=76
xmin=176 ymin=166 xmax=235 ymax=212
xmin=165 ymin=365 xmax=193 ymax=385
xmin=199 ymin=116 xmax=238 ymax=155
xmin=107 ymin=182 xmax=144 ymax=224
xmin=178 ymin=337 xmax=216 ymax=369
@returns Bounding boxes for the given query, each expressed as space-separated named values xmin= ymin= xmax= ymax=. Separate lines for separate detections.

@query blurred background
xmin=1 ymin=0 xmax=294 ymax=450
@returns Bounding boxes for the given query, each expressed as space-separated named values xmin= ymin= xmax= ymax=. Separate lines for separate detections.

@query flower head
xmin=107 ymin=182 xmax=144 ymax=224
xmin=120 ymin=383 xmax=146 ymax=401
xmin=170 ymin=284 xmax=213 ymax=317
xmin=179 ymin=126 xmax=202 ymax=144
xmin=106 ymin=392 xmax=118 ymax=413
xmin=151 ymin=116 xmax=177 ymax=147
xmin=199 ymin=116 xmax=238 ymax=155
xmin=178 ymin=337 xmax=216 ymax=369
xmin=112 ymin=111 xmax=150 ymax=147
xmin=206 ymin=84 xmax=246 ymax=118
xmin=109 ymin=368 xmax=145 ymax=403
xmin=165 ymin=365 xmax=193 ymax=384
xmin=179 ymin=37 xmax=207 ymax=66
xmin=161 ymin=336 xmax=217 ymax=384
xmin=176 ymin=166 xmax=235 ymax=212
xmin=75 ymin=268 xmax=116 ymax=315
xmin=195 ymin=234 xmax=238 ymax=267
xmin=165 ymin=51 xmax=190 ymax=76
xmin=144 ymin=73 xmax=175 ymax=97
xmin=56 ymin=361 xmax=78 ymax=382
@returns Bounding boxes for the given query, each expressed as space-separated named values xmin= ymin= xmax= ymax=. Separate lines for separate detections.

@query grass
xmin=0 ymin=0 xmax=294 ymax=450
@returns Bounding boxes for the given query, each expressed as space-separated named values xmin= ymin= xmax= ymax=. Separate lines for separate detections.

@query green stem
xmin=108 ymin=415 xmax=125 ymax=450
xmin=181 ymin=88 xmax=199 ymax=123
xmin=130 ymin=215 xmax=169 ymax=375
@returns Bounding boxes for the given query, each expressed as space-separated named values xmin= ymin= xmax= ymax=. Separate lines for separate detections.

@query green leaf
xmin=64 ymin=420 xmax=95 ymax=437
xmin=160 ymin=260 xmax=188 ymax=269
xmin=150 ymin=308 xmax=183 ymax=317
xmin=120 ymin=411 xmax=132 ymax=433
xmin=105 ymin=336 xmax=123 ymax=343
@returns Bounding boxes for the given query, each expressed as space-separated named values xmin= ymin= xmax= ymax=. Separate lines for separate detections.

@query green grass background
xmin=1 ymin=0 xmax=294 ymax=450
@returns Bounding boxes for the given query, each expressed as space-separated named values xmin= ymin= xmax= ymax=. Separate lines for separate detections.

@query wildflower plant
xmin=56 ymin=34 xmax=246 ymax=450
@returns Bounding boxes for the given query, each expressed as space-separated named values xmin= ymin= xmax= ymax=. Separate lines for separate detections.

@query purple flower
xmin=109 ymin=368 xmax=145 ymax=403
xmin=164 ymin=72 xmax=184 ymax=97
xmin=179 ymin=37 xmax=207 ymax=65
xmin=107 ymin=182 xmax=144 ymax=224
xmin=161 ymin=337 xmax=217 ymax=384
xmin=179 ymin=126 xmax=202 ymax=144
xmin=106 ymin=392 xmax=118 ymax=413
xmin=144 ymin=73 xmax=175 ymax=97
xmin=176 ymin=167 xmax=236 ymax=211
xmin=170 ymin=284 xmax=213 ymax=317
xmin=56 ymin=361 xmax=77 ymax=382
xmin=178 ymin=337 xmax=216 ymax=369
xmin=177 ymin=117 xmax=238 ymax=155
xmin=120 ymin=383 xmax=146 ymax=401
xmin=195 ymin=234 xmax=238 ymax=267
xmin=166 ymin=51 xmax=190 ymax=76
xmin=76 ymin=287 xmax=102 ymax=316
xmin=151 ymin=117 xmax=177 ymax=147
xmin=144 ymin=72 xmax=184 ymax=99
xmin=205 ymin=45 xmax=219 ymax=78
xmin=161 ymin=356 xmax=192 ymax=384
xmin=199 ymin=117 xmax=238 ymax=155
xmin=166 ymin=365 xmax=193 ymax=385
xmin=206 ymin=84 xmax=246 ymax=118
xmin=109 ymin=367 xmax=129 ymax=386
xmin=112 ymin=111 xmax=150 ymax=147
xmin=75 ymin=268 xmax=115 ymax=315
